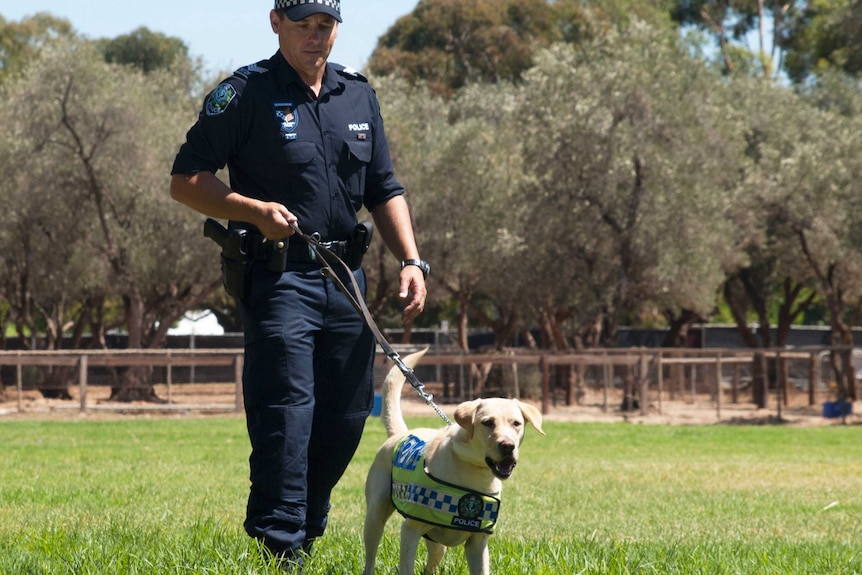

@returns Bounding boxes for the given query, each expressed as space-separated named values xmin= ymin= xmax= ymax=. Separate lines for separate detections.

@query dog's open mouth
xmin=486 ymin=456 xmax=517 ymax=479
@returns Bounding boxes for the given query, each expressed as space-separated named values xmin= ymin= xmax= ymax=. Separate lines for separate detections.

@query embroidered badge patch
xmin=458 ymin=494 xmax=483 ymax=519
xmin=205 ymin=82 xmax=237 ymax=116
xmin=273 ymin=101 xmax=299 ymax=140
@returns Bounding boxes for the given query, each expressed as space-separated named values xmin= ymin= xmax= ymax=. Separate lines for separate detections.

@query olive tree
xmin=517 ymin=24 xmax=742 ymax=350
xmin=769 ymin=101 xmax=862 ymax=400
xmin=0 ymin=39 xmax=220 ymax=400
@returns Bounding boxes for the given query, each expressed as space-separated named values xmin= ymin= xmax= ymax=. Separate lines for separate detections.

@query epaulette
xmin=331 ymin=63 xmax=368 ymax=82
xmin=233 ymin=60 xmax=273 ymax=81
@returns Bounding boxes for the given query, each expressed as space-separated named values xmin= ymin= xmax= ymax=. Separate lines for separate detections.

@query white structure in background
xmin=168 ymin=310 xmax=225 ymax=384
xmin=168 ymin=310 xmax=225 ymax=336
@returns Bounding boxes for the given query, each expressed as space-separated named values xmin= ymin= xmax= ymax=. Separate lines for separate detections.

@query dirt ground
xmin=1 ymin=383 xmax=858 ymax=427
xmin=400 ymin=391 xmax=861 ymax=427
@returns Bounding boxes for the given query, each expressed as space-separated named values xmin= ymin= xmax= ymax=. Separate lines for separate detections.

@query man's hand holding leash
xmin=253 ymin=201 xmax=298 ymax=241
xmin=399 ymin=264 xmax=427 ymax=324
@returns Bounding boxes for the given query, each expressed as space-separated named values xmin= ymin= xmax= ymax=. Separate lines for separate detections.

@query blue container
xmin=370 ymin=392 xmax=383 ymax=417
xmin=823 ymin=401 xmax=852 ymax=418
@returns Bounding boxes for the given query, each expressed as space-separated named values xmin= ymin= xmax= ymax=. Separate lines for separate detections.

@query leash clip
xmin=308 ymin=232 xmax=321 ymax=262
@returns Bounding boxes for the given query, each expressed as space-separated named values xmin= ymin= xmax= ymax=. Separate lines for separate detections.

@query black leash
xmin=288 ymin=222 xmax=453 ymax=426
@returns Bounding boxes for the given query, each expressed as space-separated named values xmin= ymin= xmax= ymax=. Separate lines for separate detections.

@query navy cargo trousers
xmin=239 ymin=261 xmax=375 ymax=556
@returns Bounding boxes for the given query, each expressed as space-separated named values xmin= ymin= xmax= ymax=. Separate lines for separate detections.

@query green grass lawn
xmin=1 ymin=415 xmax=861 ymax=574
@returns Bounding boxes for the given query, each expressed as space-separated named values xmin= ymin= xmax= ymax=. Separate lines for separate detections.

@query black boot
xmin=278 ymin=553 xmax=304 ymax=574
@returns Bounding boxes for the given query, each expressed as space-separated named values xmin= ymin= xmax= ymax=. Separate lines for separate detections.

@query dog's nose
xmin=498 ymin=440 xmax=515 ymax=457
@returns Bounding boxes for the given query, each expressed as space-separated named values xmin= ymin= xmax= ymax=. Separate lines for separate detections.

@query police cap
xmin=275 ymin=0 xmax=342 ymax=23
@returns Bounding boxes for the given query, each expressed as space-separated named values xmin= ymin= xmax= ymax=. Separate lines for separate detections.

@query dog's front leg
xmin=399 ymin=521 xmax=426 ymax=575
xmin=463 ymin=534 xmax=490 ymax=575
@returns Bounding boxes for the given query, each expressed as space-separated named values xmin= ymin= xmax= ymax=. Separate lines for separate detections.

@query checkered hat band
xmin=275 ymin=0 xmax=340 ymax=11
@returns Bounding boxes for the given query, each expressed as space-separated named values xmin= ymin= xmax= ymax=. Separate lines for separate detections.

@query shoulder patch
xmin=205 ymin=82 xmax=238 ymax=116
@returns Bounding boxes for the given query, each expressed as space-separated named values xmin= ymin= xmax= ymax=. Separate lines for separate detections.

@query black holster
xmin=220 ymin=229 xmax=250 ymax=300
xmin=204 ymin=218 xmax=250 ymax=300
xmin=346 ymin=221 xmax=373 ymax=270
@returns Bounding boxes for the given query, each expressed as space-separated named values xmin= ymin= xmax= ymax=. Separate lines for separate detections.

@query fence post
xmin=602 ymin=360 xmax=610 ymax=412
xmin=166 ymin=350 xmax=173 ymax=405
xmin=715 ymin=354 xmax=722 ymax=421
xmin=79 ymin=355 xmax=88 ymax=413
xmin=732 ymin=363 xmax=740 ymax=404
xmin=776 ymin=351 xmax=783 ymax=420
xmin=639 ymin=351 xmax=648 ymax=416
xmin=16 ymin=355 xmax=23 ymax=413
xmin=808 ymin=352 xmax=819 ymax=406
xmin=540 ymin=355 xmax=550 ymax=415
xmin=234 ymin=354 xmax=244 ymax=412
xmin=690 ymin=364 xmax=697 ymax=404
xmin=574 ymin=361 xmax=583 ymax=407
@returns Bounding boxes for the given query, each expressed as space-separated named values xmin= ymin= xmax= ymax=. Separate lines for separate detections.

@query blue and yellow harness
xmin=391 ymin=435 xmax=501 ymax=534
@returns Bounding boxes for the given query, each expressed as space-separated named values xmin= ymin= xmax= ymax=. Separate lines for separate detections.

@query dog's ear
xmin=454 ymin=399 xmax=482 ymax=438
xmin=516 ymin=400 xmax=545 ymax=436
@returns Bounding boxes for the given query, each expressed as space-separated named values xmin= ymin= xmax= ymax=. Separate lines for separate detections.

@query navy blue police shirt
xmin=171 ymin=51 xmax=404 ymax=242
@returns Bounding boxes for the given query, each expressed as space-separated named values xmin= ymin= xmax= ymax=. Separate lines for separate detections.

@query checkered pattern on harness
xmin=275 ymin=0 xmax=341 ymax=10
xmin=392 ymin=480 xmax=500 ymax=522
xmin=393 ymin=481 xmax=460 ymax=515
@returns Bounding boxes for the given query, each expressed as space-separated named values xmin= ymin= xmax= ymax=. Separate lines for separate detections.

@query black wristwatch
xmin=401 ymin=258 xmax=430 ymax=278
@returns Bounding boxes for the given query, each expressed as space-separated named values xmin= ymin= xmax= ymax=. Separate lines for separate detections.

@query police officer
xmin=169 ymin=0 xmax=428 ymax=569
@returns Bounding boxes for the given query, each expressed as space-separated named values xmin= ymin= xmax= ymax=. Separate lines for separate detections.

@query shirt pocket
xmin=282 ymin=140 xmax=317 ymax=166
xmin=270 ymin=140 xmax=318 ymax=200
xmin=342 ymin=138 xmax=373 ymax=204
xmin=345 ymin=138 xmax=372 ymax=164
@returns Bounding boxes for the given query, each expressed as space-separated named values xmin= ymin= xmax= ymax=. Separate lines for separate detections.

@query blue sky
xmin=0 ymin=0 xmax=421 ymax=73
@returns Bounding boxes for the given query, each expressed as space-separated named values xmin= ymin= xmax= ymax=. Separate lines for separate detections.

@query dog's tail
xmin=381 ymin=348 xmax=428 ymax=438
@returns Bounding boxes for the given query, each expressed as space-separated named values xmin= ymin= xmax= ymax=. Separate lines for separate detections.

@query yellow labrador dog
xmin=363 ymin=350 xmax=544 ymax=575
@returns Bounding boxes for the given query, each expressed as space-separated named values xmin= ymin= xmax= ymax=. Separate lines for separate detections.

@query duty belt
xmin=254 ymin=236 xmax=350 ymax=263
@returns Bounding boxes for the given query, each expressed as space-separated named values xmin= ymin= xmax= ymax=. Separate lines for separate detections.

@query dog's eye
xmin=512 ymin=420 xmax=523 ymax=428
xmin=481 ymin=418 xmax=495 ymax=428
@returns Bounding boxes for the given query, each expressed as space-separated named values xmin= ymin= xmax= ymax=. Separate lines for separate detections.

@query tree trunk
xmin=110 ymin=365 xmax=166 ymax=403
xmin=456 ymin=295 xmax=469 ymax=352
xmin=831 ymin=326 xmax=857 ymax=401
xmin=620 ymin=365 xmax=638 ymax=412
xmin=39 ymin=367 xmax=74 ymax=400
xmin=401 ymin=320 xmax=413 ymax=344
xmin=661 ymin=309 xmax=702 ymax=348
xmin=109 ymin=291 xmax=161 ymax=402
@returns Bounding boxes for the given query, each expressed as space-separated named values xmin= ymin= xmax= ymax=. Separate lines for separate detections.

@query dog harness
xmin=391 ymin=435 xmax=501 ymax=534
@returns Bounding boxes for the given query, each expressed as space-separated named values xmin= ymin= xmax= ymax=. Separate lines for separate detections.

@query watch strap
xmin=401 ymin=258 xmax=430 ymax=278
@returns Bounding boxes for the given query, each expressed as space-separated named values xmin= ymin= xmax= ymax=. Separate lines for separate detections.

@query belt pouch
xmin=267 ymin=239 xmax=289 ymax=273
